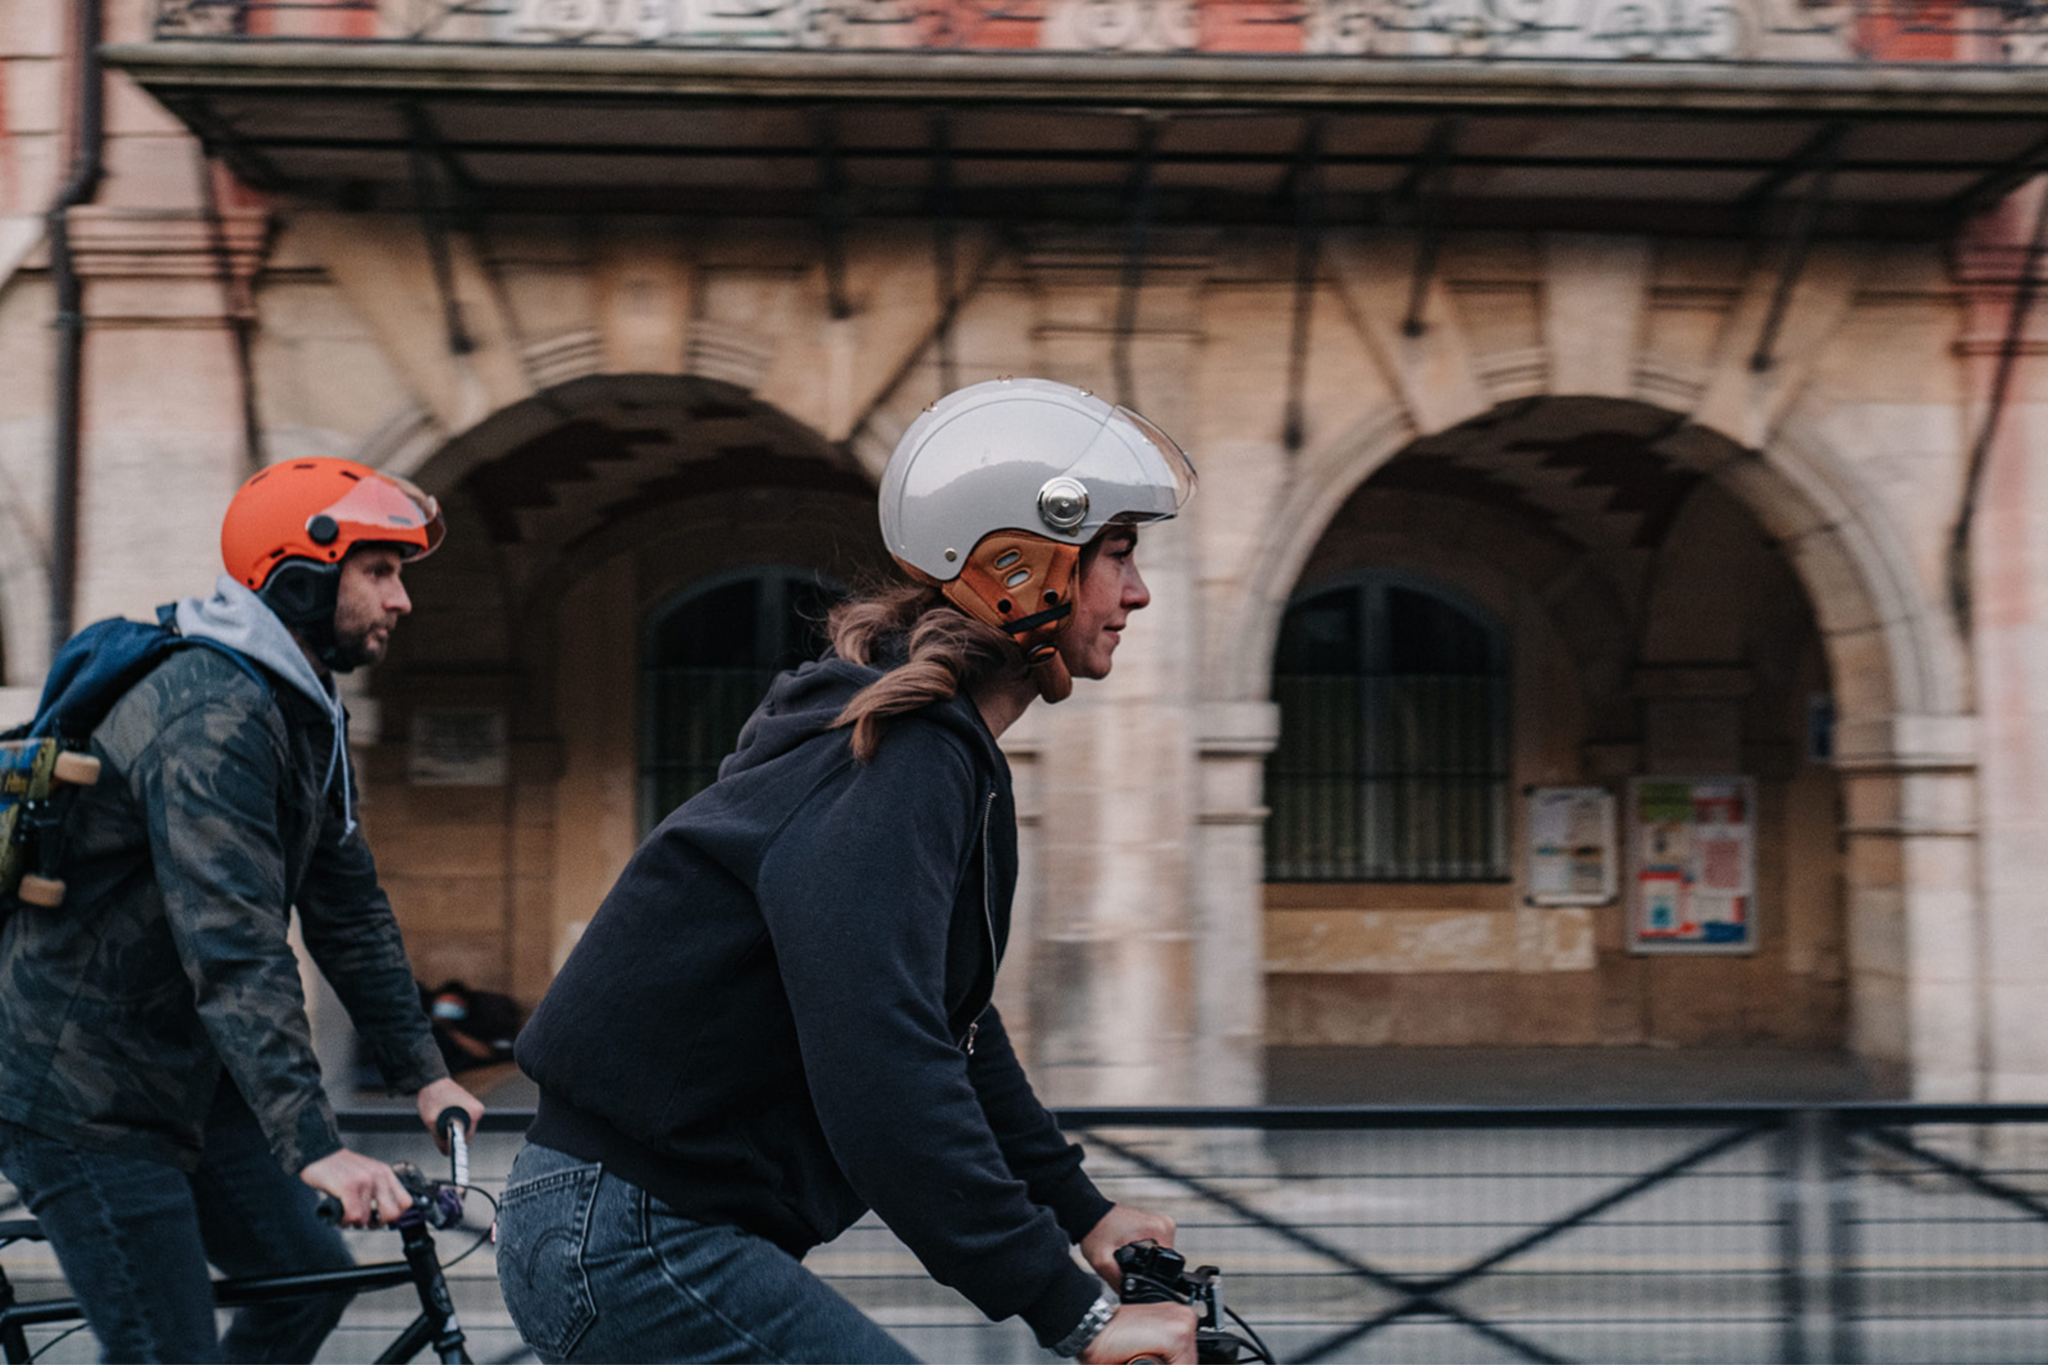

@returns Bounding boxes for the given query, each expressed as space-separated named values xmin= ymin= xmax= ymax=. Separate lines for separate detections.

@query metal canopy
xmin=104 ymin=42 xmax=2048 ymax=235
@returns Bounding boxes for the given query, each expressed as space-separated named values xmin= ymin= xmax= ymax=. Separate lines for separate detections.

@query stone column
xmin=1193 ymin=702 xmax=1279 ymax=1103
xmin=1834 ymin=714 xmax=1980 ymax=1100
xmin=67 ymin=202 xmax=267 ymax=623
xmin=1020 ymin=236 xmax=1210 ymax=1105
xmin=1956 ymin=193 xmax=2047 ymax=1101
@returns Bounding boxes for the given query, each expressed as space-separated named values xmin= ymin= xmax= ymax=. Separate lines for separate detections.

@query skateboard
xmin=0 ymin=740 xmax=101 ymax=908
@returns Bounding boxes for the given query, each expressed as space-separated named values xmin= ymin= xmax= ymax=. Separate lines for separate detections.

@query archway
xmin=356 ymin=375 xmax=886 ymax=1006
xmin=1231 ymin=396 xmax=1969 ymax=1098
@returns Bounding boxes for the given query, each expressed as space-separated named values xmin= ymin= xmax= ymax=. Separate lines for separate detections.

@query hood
xmin=174 ymin=576 xmax=335 ymax=714
xmin=718 ymin=653 xmax=1003 ymax=784
xmin=174 ymin=574 xmax=358 ymax=835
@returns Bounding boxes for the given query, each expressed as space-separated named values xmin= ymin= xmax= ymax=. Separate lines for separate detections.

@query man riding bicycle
xmin=0 ymin=459 xmax=484 ymax=1363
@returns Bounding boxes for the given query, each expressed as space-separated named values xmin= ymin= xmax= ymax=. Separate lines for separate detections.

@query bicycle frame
xmin=0 ymin=1215 xmax=470 ymax=1364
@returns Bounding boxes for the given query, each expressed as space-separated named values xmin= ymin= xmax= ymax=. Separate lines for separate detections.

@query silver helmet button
xmin=1037 ymin=477 xmax=1090 ymax=532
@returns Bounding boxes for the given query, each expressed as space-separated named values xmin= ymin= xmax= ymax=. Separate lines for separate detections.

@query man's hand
xmin=300 ymin=1147 xmax=412 ymax=1228
xmin=416 ymin=1076 xmax=485 ymax=1154
xmin=1080 ymin=1203 xmax=1178 ymax=1286
xmin=1078 ymin=1302 xmax=1198 ymax=1365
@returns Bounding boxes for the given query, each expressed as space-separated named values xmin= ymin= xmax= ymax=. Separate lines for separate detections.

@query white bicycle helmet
xmin=878 ymin=377 xmax=1196 ymax=701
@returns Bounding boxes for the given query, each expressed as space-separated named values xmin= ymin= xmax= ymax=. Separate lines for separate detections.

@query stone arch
xmin=344 ymin=373 xmax=885 ymax=1004
xmin=1219 ymin=392 xmax=1974 ymax=1092
xmin=1224 ymin=397 xmax=1958 ymax=751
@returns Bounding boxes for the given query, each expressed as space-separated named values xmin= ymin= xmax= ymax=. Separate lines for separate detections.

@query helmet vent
xmin=993 ymin=550 xmax=1021 ymax=569
xmin=1004 ymin=569 xmax=1030 ymax=588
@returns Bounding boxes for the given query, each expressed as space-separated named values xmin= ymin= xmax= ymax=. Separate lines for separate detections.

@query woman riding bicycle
xmin=495 ymin=378 xmax=1201 ymax=1364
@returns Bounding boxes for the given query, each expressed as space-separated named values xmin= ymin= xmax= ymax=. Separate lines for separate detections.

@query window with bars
xmin=1265 ymin=576 xmax=1510 ymax=882
xmin=640 ymin=567 xmax=846 ymax=831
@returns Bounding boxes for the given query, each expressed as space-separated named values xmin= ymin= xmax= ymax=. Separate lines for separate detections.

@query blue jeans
xmin=495 ymin=1141 xmax=920 ymax=1364
xmin=0 ymin=1078 xmax=353 ymax=1364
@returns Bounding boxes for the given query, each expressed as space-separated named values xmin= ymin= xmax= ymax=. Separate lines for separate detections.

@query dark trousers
xmin=0 ymin=1077 xmax=353 ymax=1364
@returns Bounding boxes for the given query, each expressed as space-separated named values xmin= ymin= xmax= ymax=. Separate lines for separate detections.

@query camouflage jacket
xmin=0 ymin=646 xmax=446 ymax=1175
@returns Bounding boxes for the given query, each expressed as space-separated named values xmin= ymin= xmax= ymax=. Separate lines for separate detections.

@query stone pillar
xmin=1193 ymin=702 xmax=1279 ymax=1103
xmin=1956 ymin=191 xmax=2048 ymax=1100
xmin=67 ymin=203 xmax=267 ymax=623
xmin=1020 ymin=236 xmax=1210 ymax=1105
xmin=1834 ymin=714 xmax=1980 ymax=1100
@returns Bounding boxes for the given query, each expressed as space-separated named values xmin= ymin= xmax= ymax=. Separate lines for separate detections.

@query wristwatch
xmin=1053 ymin=1290 xmax=1118 ymax=1358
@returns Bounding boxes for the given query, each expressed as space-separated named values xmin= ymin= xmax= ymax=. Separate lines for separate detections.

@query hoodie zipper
xmin=962 ymin=788 xmax=1000 ymax=1056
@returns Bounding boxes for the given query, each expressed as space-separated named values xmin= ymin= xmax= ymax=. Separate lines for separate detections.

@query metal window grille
xmin=639 ymin=568 xmax=844 ymax=830
xmin=1266 ymin=578 xmax=1509 ymax=882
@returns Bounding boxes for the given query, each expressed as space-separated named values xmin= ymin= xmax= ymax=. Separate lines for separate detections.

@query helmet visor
xmin=1109 ymin=406 xmax=1198 ymax=521
xmin=319 ymin=473 xmax=446 ymax=560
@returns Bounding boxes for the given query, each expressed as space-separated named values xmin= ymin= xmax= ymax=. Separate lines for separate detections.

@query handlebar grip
xmin=436 ymin=1106 xmax=472 ymax=1188
xmin=314 ymin=1194 xmax=343 ymax=1225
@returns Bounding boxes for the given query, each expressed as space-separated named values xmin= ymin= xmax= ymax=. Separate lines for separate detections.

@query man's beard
xmin=327 ymin=619 xmax=388 ymax=674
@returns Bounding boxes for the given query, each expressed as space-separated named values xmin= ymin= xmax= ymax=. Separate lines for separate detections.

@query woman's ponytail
xmin=827 ymin=583 xmax=1019 ymax=761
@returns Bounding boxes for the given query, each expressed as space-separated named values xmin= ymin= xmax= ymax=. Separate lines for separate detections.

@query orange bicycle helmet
xmin=221 ymin=458 xmax=444 ymax=667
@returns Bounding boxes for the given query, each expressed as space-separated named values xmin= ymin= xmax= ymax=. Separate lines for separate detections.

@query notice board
xmin=1628 ymin=776 xmax=1756 ymax=954
xmin=1526 ymin=786 xmax=1617 ymax=906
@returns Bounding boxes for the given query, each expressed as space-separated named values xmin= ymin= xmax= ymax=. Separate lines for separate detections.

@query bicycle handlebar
xmin=1114 ymin=1240 xmax=1273 ymax=1365
xmin=312 ymin=1110 xmax=472 ymax=1230
xmin=435 ymin=1107 xmax=471 ymax=1189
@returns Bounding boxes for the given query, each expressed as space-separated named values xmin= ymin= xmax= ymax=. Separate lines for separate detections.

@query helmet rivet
xmin=1037 ymin=477 xmax=1089 ymax=533
xmin=307 ymin=514 xmax=339 ymax=546
xmin=943 ymin=548 xmax=957 ymax=562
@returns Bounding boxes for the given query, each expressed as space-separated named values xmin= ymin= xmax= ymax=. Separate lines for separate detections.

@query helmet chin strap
xmin=1030 ymin=652 xmax=1074 ymax=704
xmin=934 ymin=533 xmax=1083 ymax=705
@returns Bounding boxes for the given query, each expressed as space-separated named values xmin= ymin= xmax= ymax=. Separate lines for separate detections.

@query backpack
xmin=1 ymin=608 xmax=269 ymax=912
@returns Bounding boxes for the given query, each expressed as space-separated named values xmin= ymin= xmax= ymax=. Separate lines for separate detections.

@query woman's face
xmin=1057 ymin=528 xmax=1150 ymax=681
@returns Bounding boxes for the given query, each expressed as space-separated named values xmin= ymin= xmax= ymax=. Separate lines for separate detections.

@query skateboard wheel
xmin=51 ymin=752 xmax=100 ymax=786
xmin=17 ymin=874 xmax=65 ymax=908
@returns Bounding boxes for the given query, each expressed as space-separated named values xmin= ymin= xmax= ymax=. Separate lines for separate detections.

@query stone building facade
xmin=4 ymin=0 xmax=2046 ymax=1105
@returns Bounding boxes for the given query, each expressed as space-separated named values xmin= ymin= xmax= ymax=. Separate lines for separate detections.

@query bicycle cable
xmin=437 ymin=1183 xmax=499 ymax=1271
xmin=1223 ymin=1302 xmax=1275 ymax=1364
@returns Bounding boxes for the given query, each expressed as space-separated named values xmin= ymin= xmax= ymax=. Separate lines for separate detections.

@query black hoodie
xmin=517 ymin=656 xmax=1111 ymax=1347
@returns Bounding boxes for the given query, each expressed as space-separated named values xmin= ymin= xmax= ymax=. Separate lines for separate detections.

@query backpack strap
xmin=27 ymin=611 xmax=274 ymax=743
xmin=155 ymin=601 xmax=275 ymax=703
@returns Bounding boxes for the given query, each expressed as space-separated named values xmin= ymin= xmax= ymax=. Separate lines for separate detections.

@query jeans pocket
xmin=496 ymin=1155 xmax=602 ymax=1360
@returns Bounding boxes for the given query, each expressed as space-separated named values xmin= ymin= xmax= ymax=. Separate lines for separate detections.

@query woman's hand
xmin=1077 ymin=1302 xmax=1198 ymax=1365
xmin=1079 ymin=1203 xmax=1178 ymax=1286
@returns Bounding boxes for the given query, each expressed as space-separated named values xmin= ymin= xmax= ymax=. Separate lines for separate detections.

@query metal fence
xmin=5 ymin=1102 xmax=2048 ymax=1363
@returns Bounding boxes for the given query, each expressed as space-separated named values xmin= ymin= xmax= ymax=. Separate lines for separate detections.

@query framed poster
xmin=1525 ymin=786 xmax=1617 ymax=906
xmin=1628 ymin=777 xmax=1756 ymax=954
